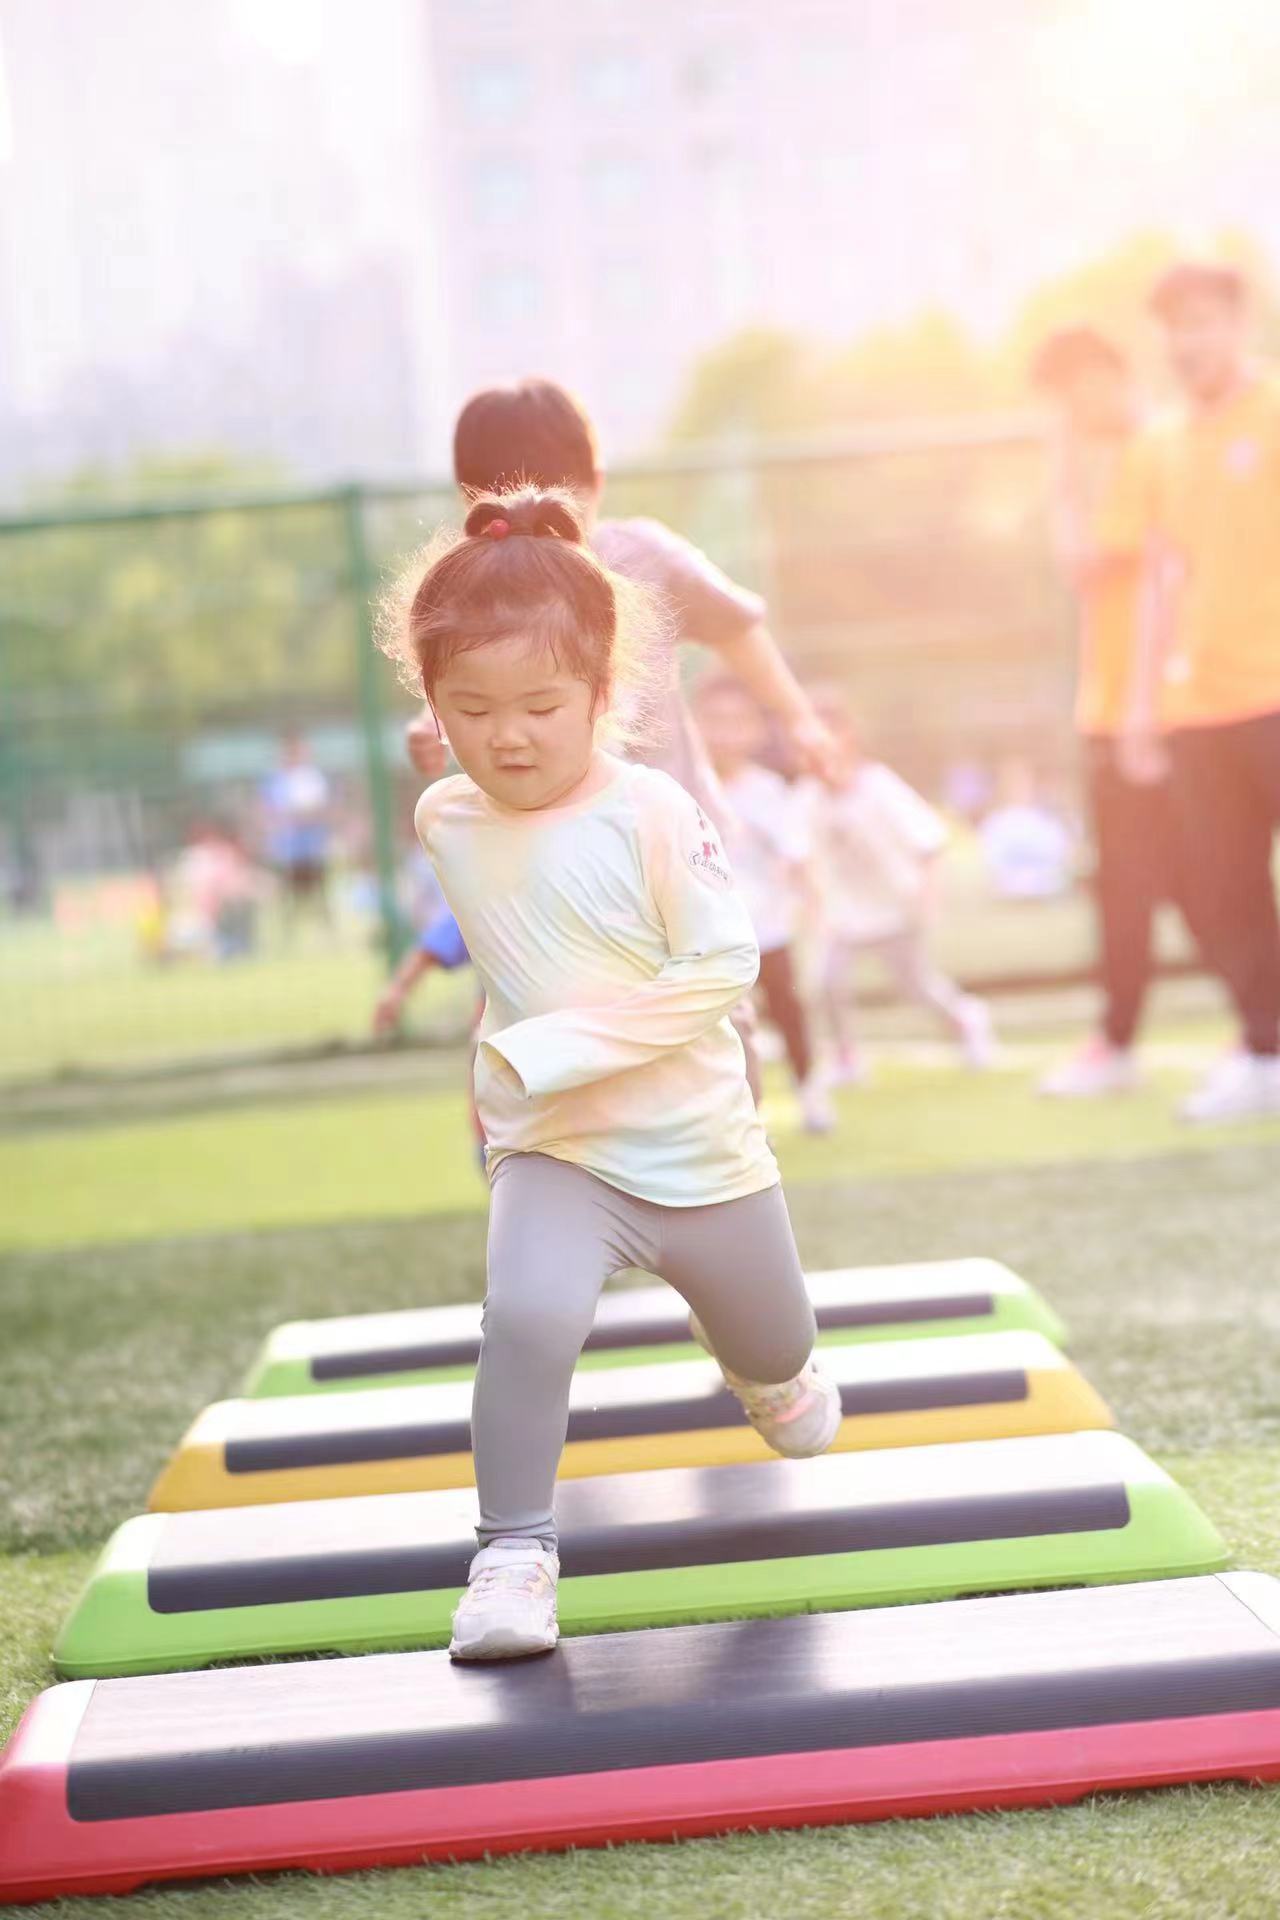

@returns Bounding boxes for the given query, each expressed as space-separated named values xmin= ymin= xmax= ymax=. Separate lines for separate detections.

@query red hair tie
xmin=483 ymin=518 xmax=510 ymax=540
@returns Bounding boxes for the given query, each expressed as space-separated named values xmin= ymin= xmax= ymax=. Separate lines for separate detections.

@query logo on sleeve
xmin=687 ymin=808 xmax=734 ymax=890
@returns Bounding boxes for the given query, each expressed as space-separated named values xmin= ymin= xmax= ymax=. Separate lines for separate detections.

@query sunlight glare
xmin=1032 ymin=0 xmax=1278 ymax=132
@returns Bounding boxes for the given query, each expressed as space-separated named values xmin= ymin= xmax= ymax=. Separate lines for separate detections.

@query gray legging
xmin=823 ymin=929 xmax=971 ymax=1057
xmin=474 ymin=1152 xmax=816 ymax=1549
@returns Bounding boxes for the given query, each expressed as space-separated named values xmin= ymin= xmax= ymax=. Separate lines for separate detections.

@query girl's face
xmin=431 ymin=634 xmax=602 ymax=811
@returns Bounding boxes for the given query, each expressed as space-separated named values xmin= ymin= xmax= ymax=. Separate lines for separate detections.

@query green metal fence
xmin=0 ymin=418 xmax=1110 ymax=1085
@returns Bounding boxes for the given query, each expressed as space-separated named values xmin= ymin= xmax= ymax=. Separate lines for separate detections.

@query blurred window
xmin=681 ymin=46 xmax=739 ymax=102
xmin=585 ymin=151 xmax=646 ymax=215
xmin=579 ymin=47 xmax=642 ymax=109
xmin=477 ymin=263 xmax=541 ymax=326
xmin=469 ymin=154 xmax=531 ymax=226
xmin=459 ymin=57 xmax=531 ymax=121
xmin=596 ymin=258 xmax=647 ymax=319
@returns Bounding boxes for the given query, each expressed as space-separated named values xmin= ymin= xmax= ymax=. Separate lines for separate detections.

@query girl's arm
xmin=373 ymin=948 xmax=436 ymax=1036
xmin=480 ymin=781 xmax=759 ymax=1098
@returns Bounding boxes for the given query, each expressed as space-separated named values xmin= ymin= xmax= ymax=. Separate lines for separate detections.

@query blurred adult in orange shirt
xmin=1033 ymin=327 xmax=1200 ymax=1098
xmin=1122 ymin=263 xmax=1280 ymax=1123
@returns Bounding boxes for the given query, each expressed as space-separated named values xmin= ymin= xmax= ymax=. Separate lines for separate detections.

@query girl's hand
xmin=373 ymin=984 xmax=406 ymax=1037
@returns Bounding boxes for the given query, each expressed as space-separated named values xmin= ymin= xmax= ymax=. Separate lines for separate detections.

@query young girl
xmin=804 ymin=691 xmax=993 ymax=1080
xmin=384 ymin=487 xmax=840 ymax=1662
xmin=692 ymin=673 xmax=834 ymax=1133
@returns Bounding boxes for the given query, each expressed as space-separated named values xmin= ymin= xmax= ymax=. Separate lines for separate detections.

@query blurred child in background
xmin=170 ymin=822 xmax=265 ymax=962
xmin=372 ymin=907 xmax=471 ymax=1037
xmin=806 ymin=691 xmax=993 ymax=1081
xmin=979 ymin=759 xmax=1075 ymax=903
xmin=693 ymin=675 xmax=834 ymax=1132
xmin=260 ymin=733 xmax=333 ymax=930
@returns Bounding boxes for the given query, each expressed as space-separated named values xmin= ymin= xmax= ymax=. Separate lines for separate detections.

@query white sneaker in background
xmin=956 ymin=997 xmax=995 ymax=1069
xmin=826 ymin=1049 xmax=869 ymax=1089
xmin=799 ymin=1071 xmax=837 ymax=1134
xmin=1040 ymin=1036 xmax=1139 ymax=1099
xmin=449 ymin=1538 xmax=559 ymax=1661
xmin=1179 ymin=1051 xmax=1280 ymax=1125
xmin=722 ymin=1355 xmax=844 ymax=1458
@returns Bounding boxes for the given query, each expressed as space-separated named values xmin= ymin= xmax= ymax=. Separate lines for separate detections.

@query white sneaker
xmin=799 ymin=1071 xmax=837 ymax=1134
xmin=723 ymin=1355 xmax=844 ymax=1458
xmin=826 ymin=1050 xmax=869 ymax=1089
xmin=956 ymin=997 xmax=995 ymax=1069
xmin=1040 ymin=1037 xmax=1139 ymax=1099
xmin=449 ymin=1538 xmax=559 ymax=1662
xmin=1179 ymin=1051 xmax=1280 ymax=1125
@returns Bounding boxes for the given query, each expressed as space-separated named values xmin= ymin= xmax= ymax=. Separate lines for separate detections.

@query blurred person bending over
xmin=693 ymin=675 xmax=834 ymax=1132
xmin=1121 ymin=262 xmax=1280 ymax=1122
xmin=804 ymin=691 xmax=993 ymax=1082
xmin=372 ymin=906 xmax=471 ymax=1038
xmin=403 ymin=379 xmax=838 ymax=1099
xmin=406 ymin=381 xmax=836 ymax=805
xmin=1033 ymin=326 xmax=1203 ymax=1097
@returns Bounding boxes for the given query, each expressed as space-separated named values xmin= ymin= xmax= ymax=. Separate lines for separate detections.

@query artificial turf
xmin=6 ymin=1020 xmax=1280 ymax=1253
xmin=3 ymin=1032 xmax=1279 ymax=1918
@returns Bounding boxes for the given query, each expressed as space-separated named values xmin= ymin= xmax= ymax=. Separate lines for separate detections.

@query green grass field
xmin=4 ymin=1015 xmax=1280 ymax=1918
xmin=0 ymin=836 xmax=1196 ymax=1084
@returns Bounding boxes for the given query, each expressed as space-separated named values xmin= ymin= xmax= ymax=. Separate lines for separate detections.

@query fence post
xmin=343 ymin=484 xmax=406 ymax=966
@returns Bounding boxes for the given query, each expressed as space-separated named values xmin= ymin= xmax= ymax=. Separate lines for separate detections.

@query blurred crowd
xmin=383 ymin=250 xmax=1280 ymax=1131
xmin=136 ymin=733 xmax=340 ymax=965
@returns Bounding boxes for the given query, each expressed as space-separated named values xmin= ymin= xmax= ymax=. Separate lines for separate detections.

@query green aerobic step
xmin=243 ymin=1259 xmax=1068 ymax=1396
xmin=54 ymin=1431 xmax=1225 ymax=1678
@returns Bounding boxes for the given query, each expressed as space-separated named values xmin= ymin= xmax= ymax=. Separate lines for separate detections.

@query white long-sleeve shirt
xmin=721 ymin=763 xmax=810 ymax=954
xmin=414 ymin=756 xmax=778 ymax=1206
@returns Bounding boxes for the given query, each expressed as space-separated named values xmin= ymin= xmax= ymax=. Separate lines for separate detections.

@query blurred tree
xmin=669 ymin=329 xmax=819 ymax=441
xmin=823 ymin=311 xmax=1003 ymax=416
xmin=1001 ymin=228 xmax=1280 ymax=390
xmin=39 ymin=450 xmax=290 ymax=508
xmin=670 ymin=227 xmax=1280 ymax=444
xmin=3 ymin=453 xmax=353 ymax=728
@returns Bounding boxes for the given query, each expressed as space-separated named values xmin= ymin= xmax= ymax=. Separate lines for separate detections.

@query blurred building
xmin=3 ymin=0 xmax=1280 ymax=488
xmin=415 ymin=0 xmax=1280 ymax=458
xmin=421 ymin=0 xmax=931 ymax=453
xmin=0 ymin=0 xmax=436 ymax=494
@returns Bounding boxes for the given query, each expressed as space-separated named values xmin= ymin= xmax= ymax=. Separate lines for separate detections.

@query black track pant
xmin=1085 ymin=736 xmax=1202 ymax=1050
xmin=1167 ymin=709 xmax=1280 ymax=1056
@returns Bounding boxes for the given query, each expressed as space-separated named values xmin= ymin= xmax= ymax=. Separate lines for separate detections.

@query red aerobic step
xmin=4 ymin=1575 xmax=1280 ymax=1903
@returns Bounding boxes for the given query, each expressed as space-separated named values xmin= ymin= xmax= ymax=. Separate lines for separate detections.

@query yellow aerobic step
xmin=149 ymin=1332 xmax=1113 ymax=1512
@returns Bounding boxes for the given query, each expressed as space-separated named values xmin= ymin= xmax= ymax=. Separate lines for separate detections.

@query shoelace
xmin=470 ymin=1560 xmax=551 ymax=1600
xmin=732 ymin=1372 xmax=811 ymax=1424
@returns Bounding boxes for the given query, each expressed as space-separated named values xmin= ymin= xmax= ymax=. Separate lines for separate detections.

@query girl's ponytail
xmin=463 ymin=490 xmax=585 ymax=545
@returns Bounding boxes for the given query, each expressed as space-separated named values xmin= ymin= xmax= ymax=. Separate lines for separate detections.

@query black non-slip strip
xmin=307 ymin=1291 xmax=1000 ymax=1379
xmin=146 ymin=1480 xmax=1129 ymax=1613
xmin=66 ymin=1646 xmax=1280 ymax=1820
xmin=313 ymin=1339 xmax=477 ymax=1378
xmin=224 ymin=1369 xmax=1031 ymax=1474
xmin=813 ymin=1291 xmax=995 ymax=1332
